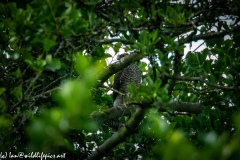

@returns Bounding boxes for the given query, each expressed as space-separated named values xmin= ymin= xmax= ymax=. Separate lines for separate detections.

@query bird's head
xmin=117 ymin=53 xmax=129 ymax=60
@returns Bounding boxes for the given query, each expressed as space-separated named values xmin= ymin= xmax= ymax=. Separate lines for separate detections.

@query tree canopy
xmin=1 ymin=0 xmax=240 ymax=159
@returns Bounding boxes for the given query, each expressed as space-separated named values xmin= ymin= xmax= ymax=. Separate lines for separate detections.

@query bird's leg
xmin=116 ymin=105 xmax=123 ymax=110
xmin=122 ymin=96 xmax=127 ymax=108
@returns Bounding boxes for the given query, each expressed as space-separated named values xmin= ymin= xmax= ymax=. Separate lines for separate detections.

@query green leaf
xmin=112 ymin=17 xmax=120 ymax=23
xmin=113 ymin=42 xmax=121 ymax=53
xmin=46 ymin=54 xmax=52 ymax=63
xmin=0 ymin=88 xmax=6 ymax=96
xmin=128 ymin=82 xmax=138 ymax=98
xmin=43 ymin=37 xmax=56 ymax=52
xmin=202 ymin=49 xmax=209 ymax=61
xmin=45 ymin=58 xmax=61 ymax=72
xmin=24 ymin=59 xmax=33 ymax=67
xmin=12 ymin=68 xmax=21 ymax=78
xmin=166 ymin=6 xmax=185 ymax=24
xmin=139 ymin=30 xmax=150 ymax=46
xmin=208 ymin=74 xmax=215 ymax=83
xmin=172 ymin=90 xmax=179 ymax=98
xmin=13 ymin=86 xmax=22 ymax=100
xmin=223 ymin=40 xmax=233 ymax=52
xmin=206 ymin=37 xmax=223 ymax=47
xmin=151 ymin=30 xmax=159 ymax=43
xmin=203 ymin=60 xmax=212 ymax=73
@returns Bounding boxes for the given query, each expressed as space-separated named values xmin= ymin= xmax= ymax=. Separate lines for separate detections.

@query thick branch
xmin=88 ymin=107 xmax=145 ymax=160
xmin=90 ymin=99 xmax=204 ymax=159
xmin=96 ymin=52 xmax=146 ymax=86
xmin=156 ymin=101 xmax=204 ymax=114
xmin=91 ymin=101 xmax=204 ymax=123
xmin=90 ymin=105 xmax=134 ymax=122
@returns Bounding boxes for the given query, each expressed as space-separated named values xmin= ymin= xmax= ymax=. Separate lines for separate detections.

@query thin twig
xmin=54 ymin=41 xmax=64 ymax=57
xmin=24 ymin=71 xmax=42 ymax=98
xmin=31 ymin=87 xmax=59 ymax=99
xmin=193 ymin=41 xmax=205 ymax=52
xmin=91 ymin=38 xmax=134 ymax=45
xmin=37 ymin=73 xmax=70 ymax=93
xmin=10 ymin=98 xmax=23 ymax=111
xmin=101 ymin=85 xmax=125 ymax=96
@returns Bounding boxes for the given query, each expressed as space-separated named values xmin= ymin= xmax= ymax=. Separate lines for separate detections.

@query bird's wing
xmin=120 ymin=64 xmax=141 ymax=86
xmin=119 ymin=64 xmax=142 ymax=93
xmin=112 ymin=70 xmax=123 ymax=101
xmin=112 ymin=64 xmax=142 ymax=101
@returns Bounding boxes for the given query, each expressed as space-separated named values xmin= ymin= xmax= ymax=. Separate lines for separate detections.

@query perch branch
xmin=156 ymin=101 xmax=204 ymax=114
xmin=88 ymin=107 xmax=145 ymax=160
xmin=91 ymin=101 xmax=204 ymax=123
xmin=96 ymin=52 xmax=146 ymax=86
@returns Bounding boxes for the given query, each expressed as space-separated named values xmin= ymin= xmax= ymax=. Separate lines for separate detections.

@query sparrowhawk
xmin=113 ymin=53 xmax=142 ymax=107
xmin=110 ymin=53 xmax=142 ymax=132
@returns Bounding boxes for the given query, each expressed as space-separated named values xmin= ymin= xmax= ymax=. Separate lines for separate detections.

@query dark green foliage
xmin=0 ymin=0 xmax=240 ymax=159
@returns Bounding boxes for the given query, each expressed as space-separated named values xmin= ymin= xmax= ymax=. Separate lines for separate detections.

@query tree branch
xmin=91 ymin=38 xmax=134 ymax=45
xmin=24 ymin=71 xmax=42 ymax=98
xmin=37 ymin=73 xmax=70 ymax=93
xmin=101 ymin=85 xmax=125 ymax=96
xmin=53 ymin=41 xmax=64 ymax=57
xmin=168 ymin=50 xmax=182 ymax=95
xmin=163 ymin=74 xmax=240 ymax=91
xmin=96 ymin=52 xmax=146 ymax=86
xmin=156 ymin=101 xmax=204 ymax=114
xmin=89 ymin=100 xmax=204 ymax=159
xmin=91 ymin=101 xmax=204 ymax=123
xmin=179 ymin=25 xmax=240 ymax=45
xmin=90 ymin=105 xmax=134 ymax=122
xmin=30 ymin=87 xmax=59 ymax=99
xmin=88 ymin=107 xmax=145 ymax=160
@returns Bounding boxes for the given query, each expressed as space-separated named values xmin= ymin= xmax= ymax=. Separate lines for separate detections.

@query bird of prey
xmin=110 ymin=53 xmax=141 ymax=132
xmin=112 ymin=53 xmax=142 ymax=108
